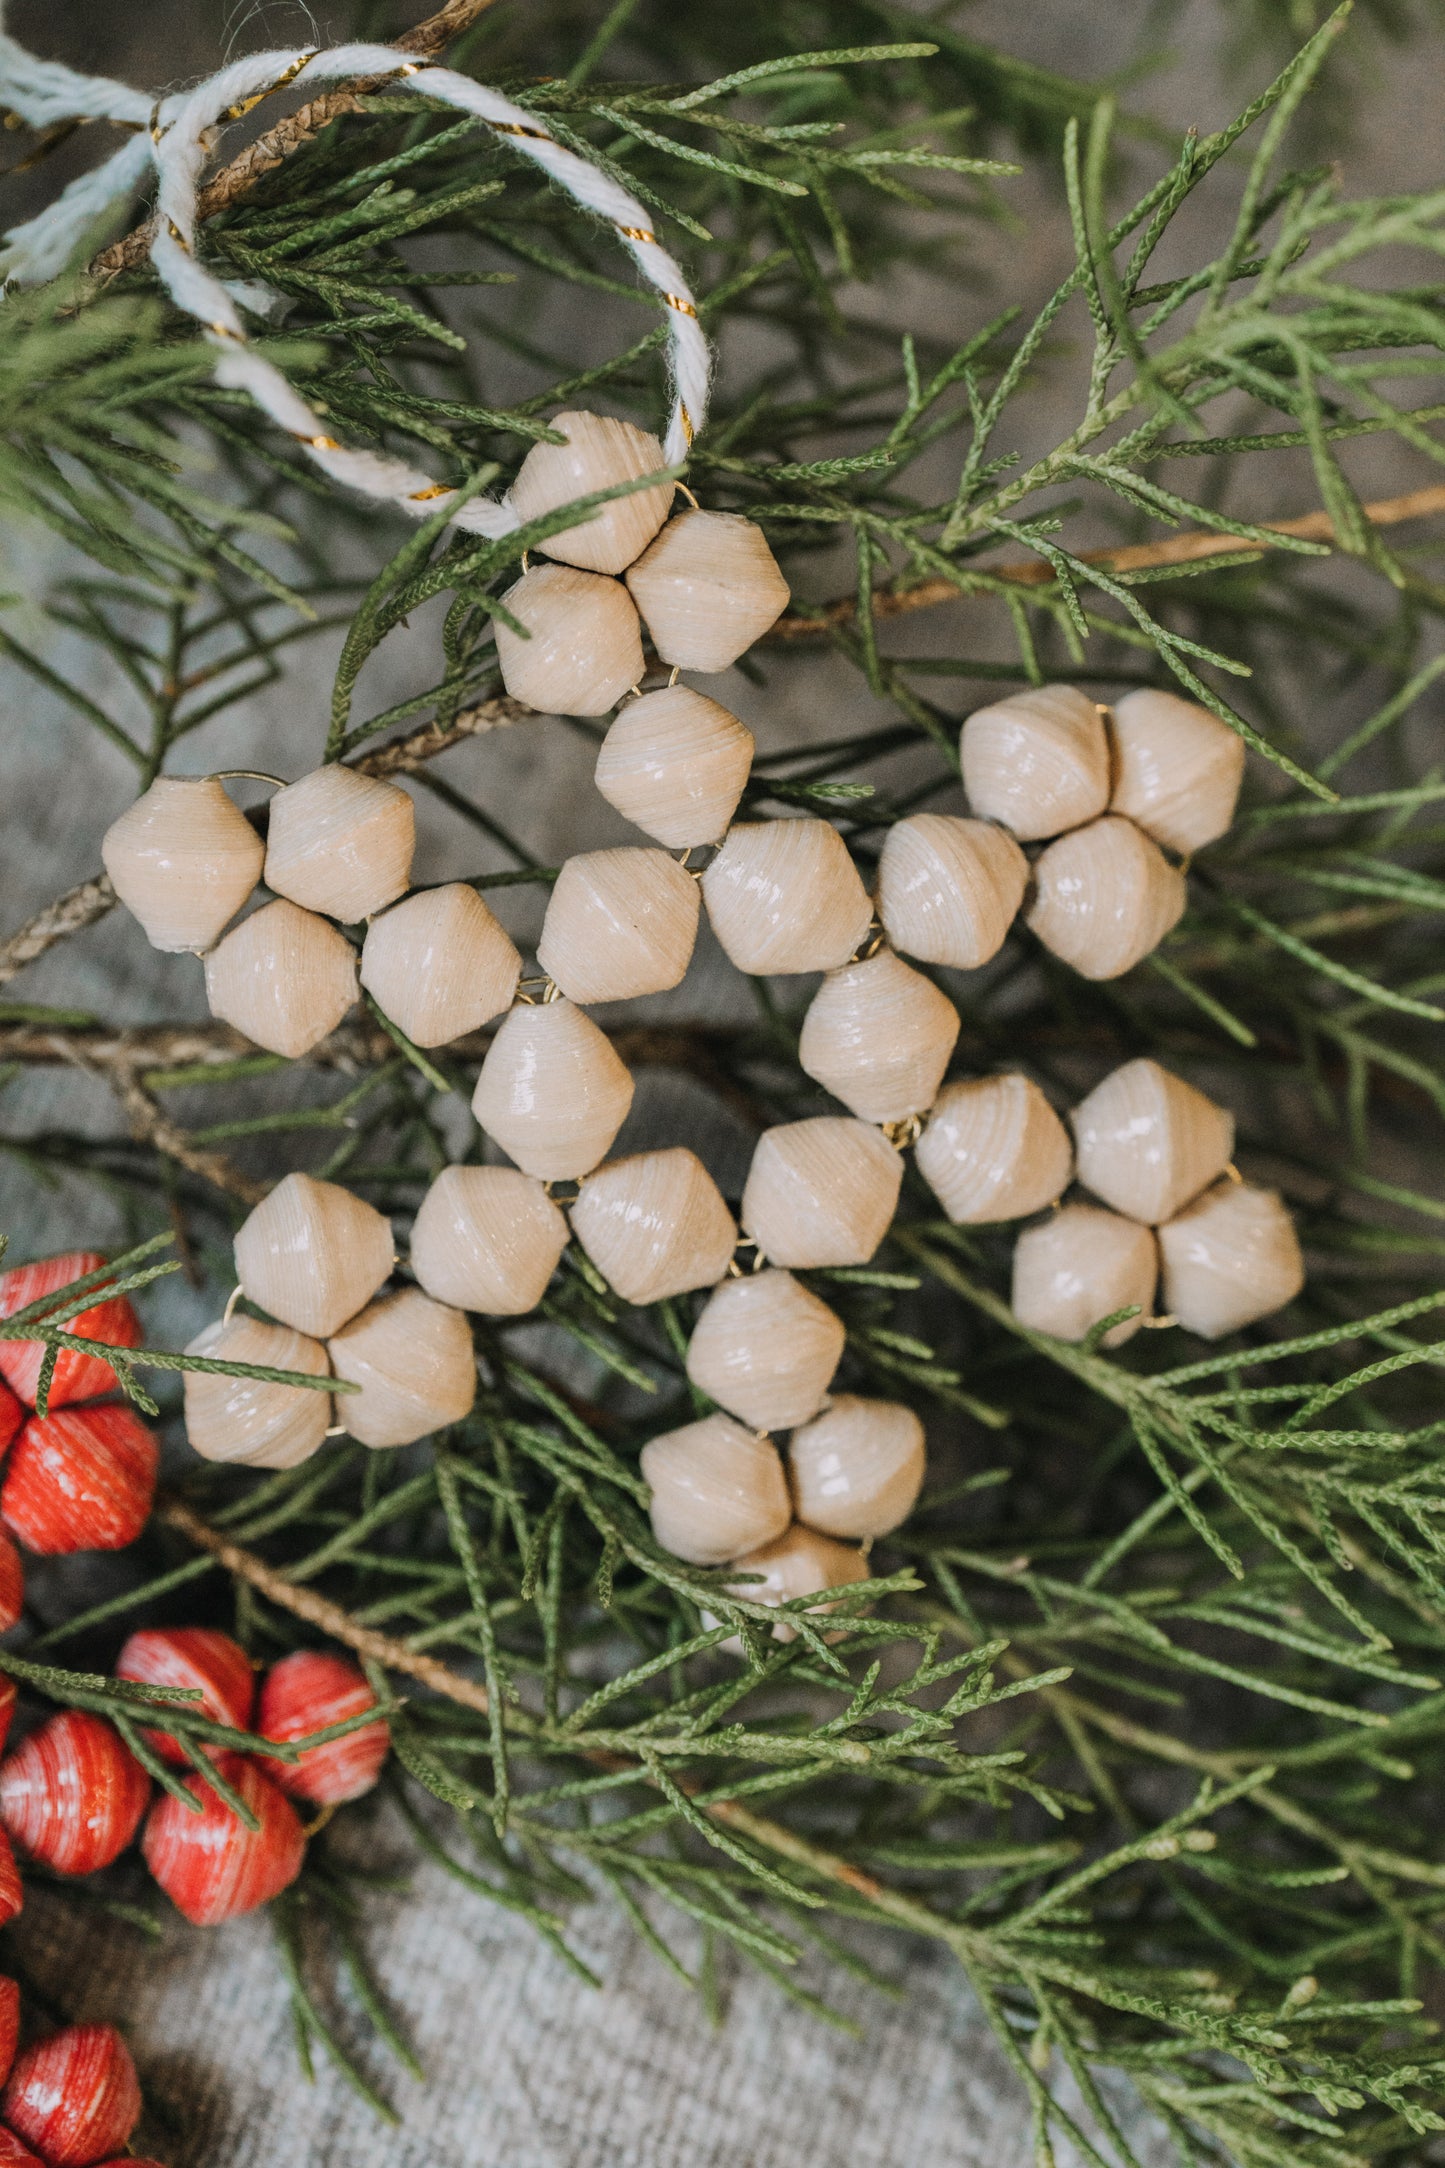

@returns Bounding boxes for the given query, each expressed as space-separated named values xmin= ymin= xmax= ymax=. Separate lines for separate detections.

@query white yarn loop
xmin=0 ymin=33 xmax=712 ymax=537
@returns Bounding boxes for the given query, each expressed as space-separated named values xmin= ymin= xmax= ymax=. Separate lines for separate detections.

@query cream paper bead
xmin=876 ymin=813 xmax=1027 ymax=970
xmin=1027 ymin=815 xmax=1186 ymax=980
xmin=625 ymin=510 xmax=790 ymax=672
xmin=687 ymin=1269 xmax=846 ymax=1432
xmin=410 ymin=1165 xmax=568 ymax=1316
xmin=472 ymin=999 xmax=634 ymax=1180
xmin=702 ymin=820 xmax=872 ymax=977
xmin=329 ymin=1288 xmax=476 ymax=1448
xmin=360 ymin=885 xmax=521 ymax=1048
xmin=741 ymin=1118 xmax=902 ymax=1270
xmin=234 ymin=1171 xmax=395 ymax=1340
xmin=594 ymin=686 xmax=754 ymax=848
xmin=1157 ymin=1179 xmax=1304 ymax=1339
xmin=537 ymin=847 xmax=700 ymax=1004
xmin=571 ymin=1147 xmax=735 ymax=1305
xmin=640 ymin=1413 xmax=791 ymax=1566
xmin=798 ymin=951 xmax=959 ymax=1124
xmin=960 ymin=685 xmax=1109 ymax=841
xmin=492 ymin=563 xmax=644 ymax=716
xmin=264 ymin=766 xmax=415 ymax=924
xmin=101 ymin=776 xmax=263 ymax=954
xmin=916 ymin=1074 xmax=1072 ymax=1224
xmin=789 ymin=1395 xmax=925 ymax=1540
xmin=204 ymin=899 xmax=358 ymax=1059
xmin=183 ymin=1315 xmax=331 ymax=1470
xmin=1109 ymin=689 xmax=1246 ymax=854
xmin=724 ymin=1524 xmax=868 ymax=1641
xmin=1072 ymin=1058 xmax=1234 ymax=1225
xmin=507 ymin=410 xmax=674 ymax=575
xmin=1012 ymin=1203 xmax=1157 ymax=1348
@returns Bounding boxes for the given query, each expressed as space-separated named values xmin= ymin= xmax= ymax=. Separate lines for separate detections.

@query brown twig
xmin=0 ymin=875 xmax=116 ymax=990
xmin=108 ymin=1067 xmax=267 ymax=1206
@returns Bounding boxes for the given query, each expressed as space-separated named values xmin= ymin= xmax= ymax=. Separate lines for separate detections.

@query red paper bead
xmin=0 ymin=2129 xmax=43 ymax=2166
xmin=1 ymin=1406 xmax=157 ymax=1556
xmin=115 ymin=1629 xmax=255 ymax=1767
xmin=0 ymin=1255 xmax=142 ymax=1411
xmin=0 ymin=1976 xmax=19 ymax=2088
xmin=0 ymin=1711 xmax=148 ymax=1875
xmin=0 ymin=1827 xmax=23 ymax=1932
xmin=257 ymin=1651 xmax=390 ymax=1806
xmin=0 ymin=1678 xmax=16 ymax=1759
xmin=143 ymin=1756 xmax=304 ymax=1926
xmin=0 ymin=1532 xmax=23 ymax=1639
xmin=1 ymin=2025 xmax=141 ymax=2168
xmin=0 ymin=1386 xmax=20 ymax=1461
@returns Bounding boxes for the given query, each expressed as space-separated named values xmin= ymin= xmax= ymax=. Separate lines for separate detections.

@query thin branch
xmin=0 ymin=875 xmax=116 ymax=990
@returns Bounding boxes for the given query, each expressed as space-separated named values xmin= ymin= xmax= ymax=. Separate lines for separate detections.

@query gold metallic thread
xmin=663 ymin=294 xmax=698 ymax=318
xmin=218 ymin=51 xmax=315 ymax=125
xmin=408 ymin=484 xmax=452 ymax=502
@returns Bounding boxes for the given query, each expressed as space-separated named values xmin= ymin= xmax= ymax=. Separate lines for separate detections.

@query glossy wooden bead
xmin=789 ymin=1396 xmax=925 ymax=1540
xmin=182 ymin=1316 xmax=331 ymax=1471
xmin=571 ymin=1148 xmax=735 ymax=1305
xmin=508 ymin=409 xmax=674 ymax=574
xmin=798 ymin=951 xmax=959 ymax=1124
xmin=741 ymin=1118 xmax=902 ymax=1269
xmin=2 ymin=1405 xmax=157 ymax=1555
xmin=961 ymin=685 xmax=1109 ymax=841
xmin=204 ymin=899 xmax=358 ymax=1059
xmin=1071 ymin=1058 xmax=1234 ymax=1225
xmin=0 ymin=1711 xmax=148 ymax=1874
xmin=329 ymin=1289 xmax=476 ymax=1449
xmin=360 ymin=884 xmax=520 ymax=1047
xmin=916 ymin=1075 xmax=1072 ymax=1224
xmin=537 ymin=847 xmax=700 ymax=1004
xmin=686 ymin=1270 xmax=845 ymax=1432
xmin=1027 ymin=816 xmax=1187 ymax=980
xmin=263 ymin=765 xmax=414 ymax=925
xmin=411 ymin=1166 xmax=568 ymax=1315
xmin=0 ymin=1533 xmax=22 ymax=1638
xmin=625 ymin=510 xmax=789 ymax=672
xmin=492 ymin=563 xmax=644 ymax=716
xmin=1012 ymin=1203 xmax=1157 ymax=1348
xmin=116 ymin=1628 xmax=256 ymax=1767
xmin=101 ymin=775 xmax=263 ymax=953
xmin=724 ymin=1525 xmax=868 ymax=1641
xmin=258 ymin=1650 xmax=389 ymax=1805
xmin=0 ymin=1251 xmax=142 ymax=1410
xmin=1158 ymin=1180 xmax=1304 ymax=1339
xmin=1109 ymin=688 xmax=1246 ymax=854
xmin=473 ymin=1000 xmax=634 ymax=1180
xmin=594 ymin=686 xmax=753 ymax=847
xmin=702 ymin=820 xmax=872 ymax=977
xmin=640 ymin=1414 xmax=791 ymax=1566
xmin=235 ymin=1171 xmax=394 ymax=1339
xmin=1 ymin=2027 xmax=140 ymax=2168
xmin=876 ymin=813 xmax=1027 ymax=970
xmin=143 ymin=1755 xmax=304 ymax=1926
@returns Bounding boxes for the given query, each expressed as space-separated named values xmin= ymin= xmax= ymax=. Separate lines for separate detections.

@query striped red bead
xmin=142 ymin=1756 xmax=304 ymax=1926
xmin=1 ymin=2024 xmax=141 ymax=2168
xmin=0 ymin=2128 xmax=43 ymax=2166
xmin=0 ymin=1255 xmax=142 ymax=1411
xmin=257 ymin=1651 xmax=390 ymax=1806
xmin=0 ymin=1677 xmax=16 ymax=1759
xmin=0 ymin=1975 xmax=18 ymax=2088
xmin=0 ymin=1827 xmax=23 ymax=1931
xmin=1 ymin=1406 xmax=157 ymax=1555
xmin=0 ymin=1386 xmax=20 ymax=1461
xmin=0 ymin=1533 xmax=23 ymax=1639
xmin=0 ymin=1711 xmax=148 ymax=1875
xmin=115 ymin=1629 xmax=255 ymax=1767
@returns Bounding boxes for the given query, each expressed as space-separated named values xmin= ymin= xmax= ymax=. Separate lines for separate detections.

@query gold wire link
xmin=676 ymin=485 xmax=700 ymax=512
xmin=679 ymin=402 xmax=696 ymax=445
xmin=408 ymin=483 xmax=453 ymax=502
xmin=488 ymin=120 xmax=554 ymax=142
xmin=881 ymin=1113 xmax=923 ymax=1151
xmin=616 ymin=224 xmax=656 ymax=244
xmin=1142 ymin=1314 xmax=1179 ymax=1330
xmin=165 ymin=218 xmax=192 ymax=252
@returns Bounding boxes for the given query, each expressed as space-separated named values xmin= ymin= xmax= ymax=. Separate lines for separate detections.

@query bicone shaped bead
xmin=1109 ymin=688 xmax=1246 ymax=854
xmin=329 ymin=1289 xmax=475 ymax=1449
xmin=0 ymin=1534 xmax=22 ymax=1638
xmin=686 ymin=1270 xmax=845 ymax=1432
xmin=916 ymin=1074 xmax=1072 ymax=1224
xmin=537 ymin=846 xmax=700 ymax=1004
xmin=1027 ymin=816 xmax=1187 ymax=980
xmin=594 ymin=686 xmax=754 ymax=847
xmin=411 ymin=1165 xmax=568 ymax=1316
xmin=1 ymin=2026 xmax=140 ymax=2168
xmin=0 ymin=1251 xmax=142 ymax=1410
xmin=204 ymin=899 xmax=358 ymax=1059
xmin=360 ymin=884 xmax=521 ymax=1047
xmin=640 ymin=1413 xmax=791 ymax=1565
xmin=876 ymin=813 xmax=1027 ymax=970
xmin=183 ymin=1316 xmax=331 ymax=1472
xmin=492 ymin=563 xmax=644 ymax=716
xmin=264 ymin=766 xmax=414 ymax=924
xmin=724 ymin=1525 xmax=869 ymax=1641
xmin=116 ymin=1628 xmax=256 ymax=1767
xmin=102 ymin=775 xmax=263 ymax=954
xmin=508 ymin=409 xmax=674 ymax=574
xmin=741 ymin=1119 xmax=902 ymax=1270
xmin=798 ymin=951 xmax=959 ymax=1124
xmin=789 ymin=1396 xmax=925 ymax=1541
xmin=625 ymin=510 xmax=789 ymax=672
xmin=1071 ymin=1058 xmax=1235 ymax=1225
xmin=258 ymin=1650 xmax=389 ymax=1806
xmin=1158 ymin=1180 xmax=1304 ymax=1340
xmin=2 ymin=1406 xmax=158 ymax=1555
xmin=1012 ymin=1203 xmax=1157 ymax=1348
xmin=571 ymin=1148 xmax=735 ymax=1305
xmin=0 ymin=1711 xmax=148 ymax=1874
xmin=702 ymin=820 xmax=872 ymax=977
xmin=235 ymin=1171 xmax=394 ymax=1340
xmin=472 ymin=1000 xmax=634 ymax=1181
xmin=960 ymin=684 xmax=1110 ymax=841
xmin=142 ymin=1755 xmax=304 ymax=1927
